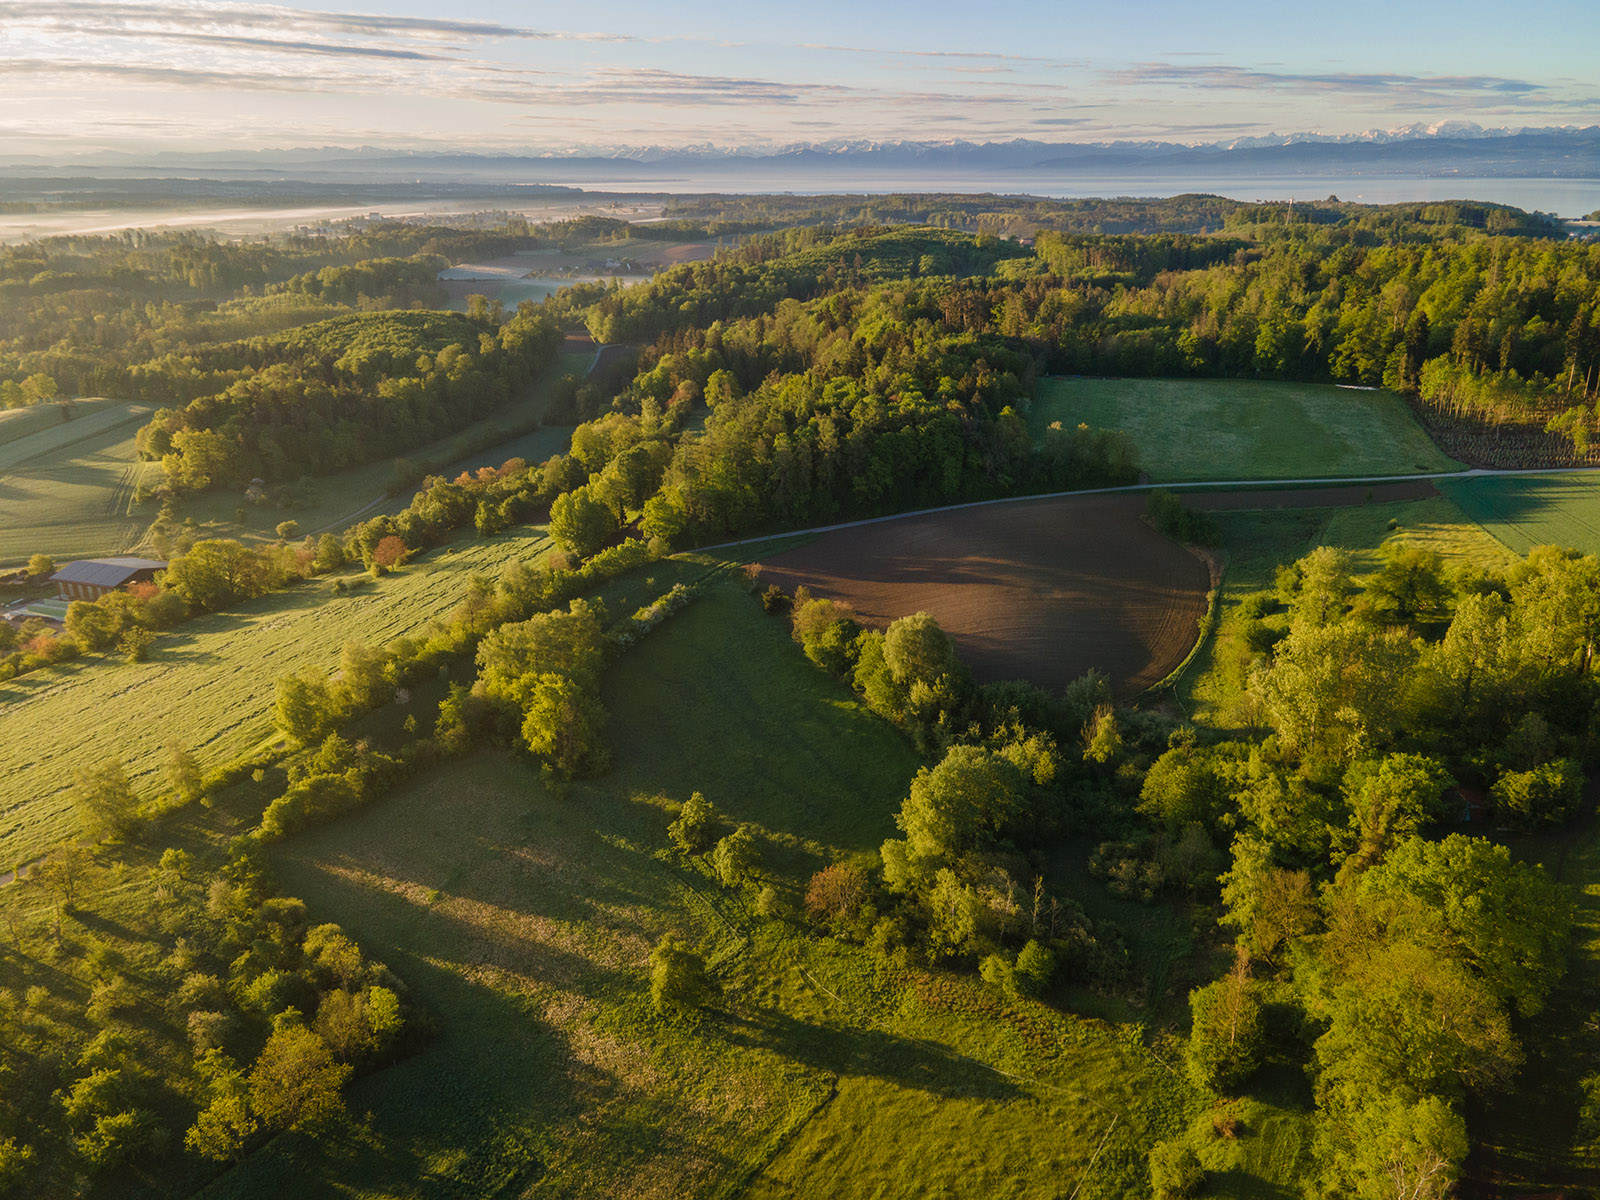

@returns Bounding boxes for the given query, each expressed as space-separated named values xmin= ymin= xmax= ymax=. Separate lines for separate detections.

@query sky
xmin=2 ymin=0 xmax=1597 ymax=156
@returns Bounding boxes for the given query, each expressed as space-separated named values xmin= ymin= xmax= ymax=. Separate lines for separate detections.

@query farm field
xmin=0 ymin=397 xmax=144 ymax=449
xmin=221 ymin=582 xmax=1214 ymax=1200
xmin=171 ymin=350 xmax=591 ymax=544
xmin=0 ymin=400 xmax=157 ymax=567
xmin=0 ymin=522 xmax=553 ymax=867
xmin=1438 ymin=472 xmax=1600 ymax=556
xmin=1031 ymin=377 xmax=1461 ymax=483
xmin=755 ymin=493 xmax=1210 ymax=698
xmin=1178 ymin=487 xmax=1512 ymax=723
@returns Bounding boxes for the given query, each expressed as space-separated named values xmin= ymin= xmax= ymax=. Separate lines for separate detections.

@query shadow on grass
xmin=200 ymin=951 xmax=586 ymax=1200
xmin=717 ymin=1006 xmax=1023 ymax=1103
xmin=1203 ymin=1166 xmax=1300 ymax=1200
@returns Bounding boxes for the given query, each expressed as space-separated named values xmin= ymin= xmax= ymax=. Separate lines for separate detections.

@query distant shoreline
xmin=0 ymin=173 xmax=1593 ymax=244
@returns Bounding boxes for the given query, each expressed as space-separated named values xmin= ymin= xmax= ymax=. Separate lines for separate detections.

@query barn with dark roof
xmin=50 ymin=557 xmax=167 ymax=602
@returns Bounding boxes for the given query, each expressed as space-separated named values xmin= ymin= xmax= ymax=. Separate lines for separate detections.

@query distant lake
xmin=549 ymin=169 xmax=1600 ymax=216
xmin=0 ymin=173 xmax=1594 ymax=244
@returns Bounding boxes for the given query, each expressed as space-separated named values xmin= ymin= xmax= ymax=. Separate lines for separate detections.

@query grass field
xmin=196 ymin=581 xmax=1224 ymax=1200
xmin=0 ymin=397 xmax=144 ymax=449
xmin=0 ymin=400 xmax=157 ymax=567
xmin=1031 ymin=378 xmax=1461 ymax=483
xmin=1177 ymin=491 xmax=1512 ymax=723
xmin=0 ymin=522 xmax=554 ymax=868
xmin=1439 ymin=473 xmax=1600 ymax=557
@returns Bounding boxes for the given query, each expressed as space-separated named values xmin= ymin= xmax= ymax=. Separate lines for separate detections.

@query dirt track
xmin=757 ymin=493 xmax=1210 ymax=699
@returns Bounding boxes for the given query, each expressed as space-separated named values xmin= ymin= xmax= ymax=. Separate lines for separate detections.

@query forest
xmin=3 ymin=194 xmax=1600 ymax=1199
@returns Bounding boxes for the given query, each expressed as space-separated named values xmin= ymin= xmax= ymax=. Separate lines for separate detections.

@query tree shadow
xmin=716 ymin=1006 xmax=1023 ymax=1102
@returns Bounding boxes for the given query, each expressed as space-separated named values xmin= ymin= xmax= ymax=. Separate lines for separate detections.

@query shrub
xmin=1147 ymin=489 xmax=1217 ymax=546
xmin=649 ymin=935 xmax=713 ymax=1016
xmin=669 ymin=792 xmax=720 ymax=855
xmin=805 ymin=863 xmax=870 ymax=929
xmin=119 ymin=627 xmax=155 ymax=663
xmin=371 ymin=536 xmax=409 ymax=570
xmin=1149 ymin=1139 xmax=1205 ymax=1200
xmin=1185 ymin=964 xmax=1265 ymax=1091
xmin=1491 ymin=758 xmax=1583 ymax=829
xmin=711 ymin=827 xmax=760 ymax=888
xmin=1013 ymin=939 xmax=1056 ymax=997
xmin=979 ymin=953 xmax=1014 ymax=990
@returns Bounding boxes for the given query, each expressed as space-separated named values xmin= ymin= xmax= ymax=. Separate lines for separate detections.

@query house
xmin=50 ymin=557 xmax=167 ymax=602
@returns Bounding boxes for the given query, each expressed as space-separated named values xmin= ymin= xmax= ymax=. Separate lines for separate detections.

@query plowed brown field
xmin=757 ymin=493 xmax=1211 ymax=698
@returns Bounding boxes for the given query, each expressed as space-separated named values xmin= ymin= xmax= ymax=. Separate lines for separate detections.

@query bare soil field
xmin=756 ymin=493 xmax=1211 ymax=698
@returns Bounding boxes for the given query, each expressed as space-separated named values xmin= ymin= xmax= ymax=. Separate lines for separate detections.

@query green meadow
xmin=1031 ymin=377 xmax=1460 ymax=484
xmin=1439 ymin=472 xmax=1600 ymax=557
xmin=189 ymin=581 xmax=1265 ymax=1200
xmin=0 ymin=524 xmax=553 ymax=868
xmin=0 ymin=401 xmax=157 ymax=568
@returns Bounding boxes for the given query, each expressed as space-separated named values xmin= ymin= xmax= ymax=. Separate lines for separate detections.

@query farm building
xmin=50 ymin=557 xmax=167 ymax=601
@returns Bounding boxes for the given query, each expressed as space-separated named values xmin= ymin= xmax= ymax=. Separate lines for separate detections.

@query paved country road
xmin=696 ymin=464 xmax=1600 ymax=553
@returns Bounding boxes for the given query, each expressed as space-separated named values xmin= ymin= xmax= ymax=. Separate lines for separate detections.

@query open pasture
xmin=0 ymin=523 xmax=553 ymax=867
xmin=0 ymin=401 xmax=157 ymax=567
xmin=755 ymin=493 xmax=1211 ymax=698
xmin=0 ymin=397 xmax=145 ymax=450
xmin=1031 ymin=377 xmax=1460 ymax=483
xmin=1438 ymin=472 xmax=1600 ymax=556
xmin=221 ymin=582 xmax=1198 ymax=1200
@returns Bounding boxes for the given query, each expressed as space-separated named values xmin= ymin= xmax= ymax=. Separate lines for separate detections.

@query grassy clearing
xmin=1030 ymin=378 xmax=1460 ymax=484
xmin=198 ymin=581 xmax=1217 ymax=1199
xmin=0 ymin=402 xmax=157 ymax=567
xmin=0 ymin=523 xmax=553 ymax=868
xmin=1177 ymin=494 xmax=1511 ymax=724
xmin=1439 ymin=473 xmax=1600 ymax=557
xmin=171 ymin=350 xmax=591 ymax=545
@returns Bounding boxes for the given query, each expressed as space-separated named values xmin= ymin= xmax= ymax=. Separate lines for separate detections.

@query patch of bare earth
xmin=757 ymin=493 xmax=1211 ymax=698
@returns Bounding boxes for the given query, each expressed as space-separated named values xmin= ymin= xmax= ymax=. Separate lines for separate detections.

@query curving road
xmin=696 ymin=464 xmax=1600 ymax=553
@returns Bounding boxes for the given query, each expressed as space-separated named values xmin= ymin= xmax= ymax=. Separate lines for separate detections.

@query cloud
xmin=121 ymin=31 xmax=458 ymax=61
xmin=470 ymin=68 xmax=852 ymax=108
xmin=0 ymin=57 xmax=312 ymax=91
xmin=1109 ymin=63 xmax=1547 ymax=98
xmin=0 ymin=2 xmax=632 ymax=45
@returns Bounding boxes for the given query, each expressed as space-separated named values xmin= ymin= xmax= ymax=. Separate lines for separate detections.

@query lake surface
xmin=0 ymin=174 xmax=1594 ymax=244
xmin=550 ymin=170 xmax=1600 ymax=215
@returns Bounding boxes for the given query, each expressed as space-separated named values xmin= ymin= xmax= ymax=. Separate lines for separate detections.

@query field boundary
xmin=1141 ymin=556 xmax=1225 ymax=708
xmin=696 ymin=466 xmax=1600 ymax=554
